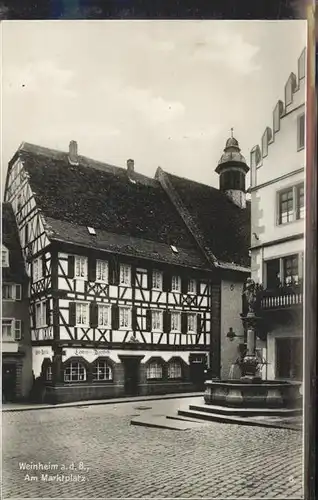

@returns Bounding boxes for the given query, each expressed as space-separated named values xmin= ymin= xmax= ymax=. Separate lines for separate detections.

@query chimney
xmin=68 ymin=140 xmax=79 ymax=165
xmin=127 ymin=158 xmax=134 ymax=175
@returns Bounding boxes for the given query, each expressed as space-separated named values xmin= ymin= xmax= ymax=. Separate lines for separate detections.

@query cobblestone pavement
xmin=3 ymin=397 xmax=303 ymax=499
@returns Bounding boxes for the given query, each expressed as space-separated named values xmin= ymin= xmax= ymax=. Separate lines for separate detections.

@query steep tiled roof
xmin=10 ymin=143 xmax=209 ymax=270
xmin=2 ymin=202 xmax=27 ymax=282
xmin=158 ymin=172 xmax=251 ymax=268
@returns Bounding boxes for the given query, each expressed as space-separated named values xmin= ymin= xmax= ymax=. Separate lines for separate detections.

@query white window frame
xmin=75 ymin=302 xmax=89 ymax=327
xmin=93 ymin=361 xmax=113 ymax=381
xmin=146 ymin=362 xmax=163 ymax=380
xmin=119 ymin=306 xmax=132 ymax=330
xmin=171 ymin=275 xmax=181 ymax=293
xmin=171 ymin=311 xmax=181 ymax=333
xmin=1 ymin=246 xmax=9 ymax=267
xmin=277 ymin=183 xmax=305 ymax=225
xmin=2 ymin=284 xmax=22 ymax=301
xmin=98 ymin=304 xmax=111 ymax=328
xmin=35 ymin=301 xmax=47 ymax=328
xmin=188 ymin=279 xmax=196 ymax=295
xmin=96 ymin=259 xmax=109 ymax=283
xmin=187 ymin=313 xmax=197 ymax=334
xmin=2 ymin=318 xmax=22 ymax=341
xmin=151 ymin=310 xmax=163 ymax=332
xmin=152 ymin=270 xmax=163 ymax=290
xmin=2 ymin=318 xmax=13 ymax=340
xmin=75 ymin=256 xmax=88 ymax=280
xmin=33 ymin=257 xmax=43 ymax=283
xmin=119 ymin=264 xmax=131 ymax=286
xmin=168 ymin=361 xmax=182 ymax=379
xmin=64 ymin=362 xmax=87 ymax=382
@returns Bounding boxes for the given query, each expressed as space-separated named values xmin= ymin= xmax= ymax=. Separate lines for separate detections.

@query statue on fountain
xmin=243 ymin=277 xmax=257 ymax=314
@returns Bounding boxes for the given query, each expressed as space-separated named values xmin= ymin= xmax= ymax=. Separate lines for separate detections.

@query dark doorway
xmin=189 ymin=354 xmax=207 ymax=390
xmin=266 ymin=259 xmax=280 ymax=288
xmin=2 ymin=363 xmax=17 ymax=403
xmin=123 ymin=357 xmax=140 ymax=396
xmin=276 ymin=338 xmax=303 ymax=380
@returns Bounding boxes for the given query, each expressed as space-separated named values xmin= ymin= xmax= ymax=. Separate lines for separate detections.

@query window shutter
xmin=42 ymin=255 xmax=46 ymax=277
xmin=20 ymin=320 xmax=24 ymax=339
xmin=90 ymin=302 xmax=98 ymax=328
xmin=88 ymin=257 xmax=96 ymax=282
xmin=14 ymin=320 xmax=22 ymax=340
xmin=146 ymin=309 xmax=152 ymax=332
xmin=163 ymin=310 xmax=171 ymax=333
xmin=131 ymin=266 xmax=136 ymax=288
xmin=111 ymin=304 xmax=119 ymax=330
xmin=67 ymin=256 xmax=75 ymax=278
xmin=181 ymin=277 xmax=188 ymax=295
xmin=15 ymin=284 xmax=22 ymax=300
xmin=109 ymin=258 xmax=119 ymax=285
xmin=32 ymin=305 xmax=36 ymax=329
xmin=163 ymin=272 xmax=171 ymax=292
xmin=132 ymin=306 xmax=138 ymax=331
xmin=46 ymin=300 xmax=51 ymax=326
xmin=197 ymin=313 xmax=202 ymax=334
xmin=181 ymin=312 xmax=187 ymax=334
xmin=69 ymin=302 xmax=76 ymax=327
xmin=147 ymin=269 xmax=153 ymax=290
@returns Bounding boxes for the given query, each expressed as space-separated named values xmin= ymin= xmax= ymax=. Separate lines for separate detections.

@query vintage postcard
xmin=1 ymin=19 xmax=309 ymax=499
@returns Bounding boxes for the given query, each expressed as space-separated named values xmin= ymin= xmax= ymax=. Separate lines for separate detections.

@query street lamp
xmin=226 ymin=327 xmax=244 ymax=342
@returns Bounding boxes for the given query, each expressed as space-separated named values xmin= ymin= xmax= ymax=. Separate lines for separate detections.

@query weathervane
xmin=230 ymin=127 xmax=234 ymax=138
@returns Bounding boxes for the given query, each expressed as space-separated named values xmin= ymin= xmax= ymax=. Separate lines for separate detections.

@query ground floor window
xmin=276 ymin=337 xmax=302 ymax=380
xmin=46 ymin=366 xmax=52 ymax=381
xmin=64 ymin=362 xmax=87 ymax=382
xmin=168 ymin=361 xmax=182 ymax=379
xmin=93 ymin=361 xmax=112 ymax=381
xmin=146 ymin=361 xmax=163 ymax=379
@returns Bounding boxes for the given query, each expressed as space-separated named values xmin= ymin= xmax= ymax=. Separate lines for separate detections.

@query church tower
xmin=215 ymin=129 xmax=249 ymax=209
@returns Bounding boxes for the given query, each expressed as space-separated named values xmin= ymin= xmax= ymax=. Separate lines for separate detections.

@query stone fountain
xmin=203 ymin=278 xmax=302 ymax=411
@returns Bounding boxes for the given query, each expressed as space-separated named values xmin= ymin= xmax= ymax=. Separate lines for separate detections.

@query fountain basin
xmin=204 ymin=379 xmax=302 ymax=409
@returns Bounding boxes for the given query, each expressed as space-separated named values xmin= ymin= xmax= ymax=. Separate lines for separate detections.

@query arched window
xmin=146 ymin=361 xmax=163 ymax=380
xmin=64 ymin=362 xmax=86 ymax=382
xmin=93 ymin=361 xmax=112 ymax=381
xmin=46 ymin=366 xmax=52 ymax=381
xmin=168 ymin=361 xmax=182 ymax=379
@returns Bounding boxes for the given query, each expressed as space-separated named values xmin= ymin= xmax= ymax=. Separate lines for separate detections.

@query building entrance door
xmin=123 ymin=357 xmax=141 ymax=396
xmin=276 ymin=338 xmax=303 ymax=380
xmin=2 ymin=363 xmax=17 ymax=403
xmin=189 ymin=354 xmax=207 ymax=390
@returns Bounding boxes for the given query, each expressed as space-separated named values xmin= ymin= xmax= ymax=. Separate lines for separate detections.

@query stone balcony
xmin=258 ymin=283 xmax=303 ymax=311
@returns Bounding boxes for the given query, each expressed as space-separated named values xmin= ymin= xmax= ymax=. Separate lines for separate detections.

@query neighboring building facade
xmin=2 ymin=203 xmax=32 ymax=401
xmin=3 ymin=135 xmax=250 ymax=403
xmin=249 ymin=48 xmax=306 ymax=381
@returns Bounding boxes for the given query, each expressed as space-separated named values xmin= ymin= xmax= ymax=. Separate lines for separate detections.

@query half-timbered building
xmin=2 ymin=202 xmax=32 ymax=402
xmin=4 ymin=135 xmax=250 ymax=403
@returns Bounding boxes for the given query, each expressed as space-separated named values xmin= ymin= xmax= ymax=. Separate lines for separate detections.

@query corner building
xmin=249 ymin=48 xmax=306 ymax=381
xmin=4 ymin=136 xmax=250 ymax=403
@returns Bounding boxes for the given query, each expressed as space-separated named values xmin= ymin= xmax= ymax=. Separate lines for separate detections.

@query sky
xmin=1 ymin=20 xmax=307 ymax=192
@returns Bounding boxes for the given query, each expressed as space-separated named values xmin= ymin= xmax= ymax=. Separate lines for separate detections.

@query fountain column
xmin=240 ymin=279 xmax=261 ymax=381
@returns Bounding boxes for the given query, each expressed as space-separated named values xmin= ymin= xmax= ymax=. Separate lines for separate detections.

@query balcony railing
xmin=258 ymin=283 xmax=303 ymax=310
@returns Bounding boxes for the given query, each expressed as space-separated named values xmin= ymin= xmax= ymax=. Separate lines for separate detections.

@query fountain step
xmin=188 ymin=404 xmax=302 ymax=417
xmin=177 ymin=409 xmax=302 ymax=430
xmin=130 ymin=414 xmax=209 ymax=430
